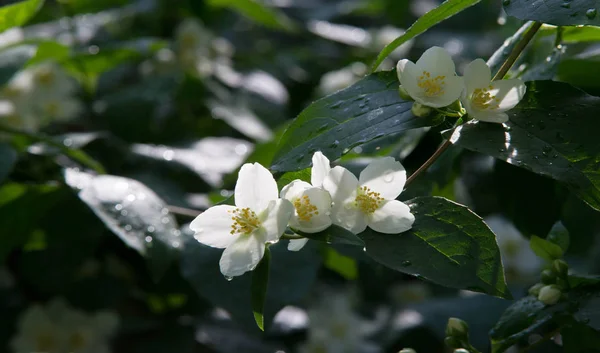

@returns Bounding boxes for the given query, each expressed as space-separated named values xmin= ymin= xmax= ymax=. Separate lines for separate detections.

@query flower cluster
xmin=11 ymin=298 xmax=118 ymax=353
xmin=0 ymin=62 xmax=82 ymax=132
xmin=191 ymin=151 xmax=415 ymax=277
xmin=397 ymin=46 xmax=526 ymax=123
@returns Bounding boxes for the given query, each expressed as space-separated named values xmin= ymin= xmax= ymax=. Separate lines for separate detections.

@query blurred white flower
xmin=282 ymin=151 xmax=333 ymax=251
xmin=484 ymin=215 xmax=541 ymax=280
xmin=175 ymin=18 xmax=213 ymax=76
xmin=318 ymin=62 xmax=367 ymax=96
xmin=461 ymin=58 xmax=526 ymax=123
xmin=324 ymin=157 xmax=414 ymax=234
xmin=190 ymin=163 xmax=294 ymax=277
xmin=38 ymin=96 xmax=84 ymax=122
xmin=396 ymin=46 xmax=464 ymax=108
xmin=11 ymin=298 xmax=118 ymax=353
xmin=9 ymin=62 xmax=76 ymax=97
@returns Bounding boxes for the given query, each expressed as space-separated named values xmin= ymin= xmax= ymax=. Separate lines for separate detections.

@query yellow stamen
xmin=471 ymin=87 xmax=501 ymax=110
xmin=354 ymin=186 xmax=384 ymax=215
xmin=229 ymin=208 xmax=261 ymax=235
xmin=293 ymin=195 xmax=319 ymax=222
xmin=417 ymin=70 xmax=446 ymax=97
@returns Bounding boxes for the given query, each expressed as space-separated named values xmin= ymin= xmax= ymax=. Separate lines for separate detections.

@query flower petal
xmin=323 ymin=166 xmax=359 ymax=204
xmin=417 ymin=75 xmax=464 ymax=108
xmin=289 ymin=187 xmax=332 ymax=233
xmin=491 ymin=79 xmax=527 ymax=111
xmin=473 ymin=111 xmax=509 ymax=123
xmin=331 ymin=201 xmax=368 ymax=234
xmin=219 ymin=233 xmax=266 ymax=277
xmin=190 ymin=205 xmax=238 ymax=249
xmin=311 ymin=151 xmax=331 ymax=187
xmin=359 ymin=157 xmax=406 ymax=200
xmin=288 ymin=238 xmax=309 ymax=251
xmin=416 ymin=46 xmax=455 ymax=74
xmin=464 ymin=58 xmax=491 ymax=95
xmin=234 ymin=163 xmax=278 ymax=210
xmin=281 ymin=179 xmax=312 ymax=200
xmin=396 ymin=60 xmax=421 ymax=100
xmin=368 ymin=200 xmax=415 ymax=234
xmin=260 ymin=199 xmax=294 ymax=243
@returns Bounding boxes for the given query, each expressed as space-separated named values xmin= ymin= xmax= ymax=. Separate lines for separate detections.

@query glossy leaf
xmin=251 ymin=247 xmax=270 ymax=331
xmin=562 ymin=322 xmax=600 ymax=353
xmin=530 ymin=235 xmax=563 ymax=261
xmin=271 ymin=71 xmax=439 ymax=172
xmin=206 ymin=0 xmax=297 ymax=32
xmin=295 ymin=224 xmax=365 ymax=247
xmin=372 ymin=0 xmax=481 ymax=70
xmin=63 ymin=169 xmax=181 ymax=281
xmin=446 ymin=81 xmax=600 ymax=212
xmin=362 ymin=196 xmax=511 ymax=298
xmin=324 ymin=247 xmax=358 ymax=280
xmin=504 ymin=0 xmax=600 ymax=26
xmin=0 ymin=143 xmax=17 ymax=183
xmin=0 ymin=0 xmax=44 ymax=33
xmin=487 ymin=21 xmax=536 ymax=77
xmin=547 ymin=221 xmax=570 ymax=253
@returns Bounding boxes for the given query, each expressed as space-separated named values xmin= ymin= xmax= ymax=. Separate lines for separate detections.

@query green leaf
xmin=26 ymin=41 xmax=70 ymax=66
xmin=504 ymin=0 xmax=600 ymax=26
xmin=0 ymin=143 xmax=17 ymax=183
xmin=362 ymin=196 xmax=511 ymax=299
xmin=530 ymin=235 xmax=563 ymax=261
xmin=487 ymin=21 xmax=537 ymax=77
xmin=63 ymin=168 xmax=180 ymax=281
xmin=251 ymin=247 xmax=270 ymax=331
xmin=561 ymin=26 xmax=600 ymax=43
xmin=557 ymin=58 xmax=600 ymax=90
xmin=445 ymin=81 xmax=600 ymax=212
xmin=206 ymin=0 xmax=297 ymax=32
xmin=276 ymin=168 xmax=311 ymax=190
xmin=295 ymin=224 xmax=365 ymax=247
xmin=271 ymin=71 xmax=439 ymax=173
xmin=0 ymin=0 xmax=44 ymax=33
xmin=568 ymin=274 xmax=600 ymax=289
xmin=562 ymin=322 xmax=600 ymax=353
xmin=371 ymin=0 xmax=481 ymax=71
xmin=324 ymin=247 xmax=358 ymax=280
xmin=547 ymin=221 xmax=570 ymax=253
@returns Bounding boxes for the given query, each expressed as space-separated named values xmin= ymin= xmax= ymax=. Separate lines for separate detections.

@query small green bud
xmin=399 ymin=349 xmax=417 ymax=353
xmin=444 ymin=337 xmax=461 ymax=349
xmin=556 ymin=277 xmax=569 ymax=290
xmin=446 ymin=317 xmax=469 ymax=338
xmin=553 ymin=259 xmax=569 ymax=277
xmin=528 ymin=283 xmax=544 ymax=296
xmin=398 ymin=85 xmax=413 ymax=101
xmin=541 ymin=269 xmax=556 ymax=284
xmin=411 ymin=102 xmax=433 ymax=117
xmin=538 ymin=285 xmax=562 ymax=305
xmin=447 ymin=99 xmax=463 ymax=113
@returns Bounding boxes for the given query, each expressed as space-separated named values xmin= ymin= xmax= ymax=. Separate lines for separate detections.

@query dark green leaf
xmin=557 ymin=58 xmax=600 ymax=90
xmin=574 ymin=289 xmax=600 ymax=330
xmin=568 ymin=274 xmax=600 ymax=289
xmin=324 ymin=247 xmax=358 ymax=280
xmin=561 ymin=26 xmax=600 ymax=43
xmin=562 ymin=322 xmax=600 ymax=353
xmin=0 ymin=143 xmax=17 ymax=183
xmin=362 ymin=196 xmax=511 ymax=298
xmin=27 ymin=41 xmax=70 ymax=66
xmin=445 ymin=81 xmax=600 ymax=211
xmin=547 ymin=221 xmax=570 ymax=253
xmin=295 ymin=224 xmax=365 ymax=247
xmin=276 ymin=168 xmax=311 ymax=190
xmin=0 ymin=0 xmax=44 ymax=33
xmin=530 ymin=235 xmax=563 ymax=261
xmin=487 ymin=21 xmax=537 ymax=77
xmin=271 ymin=71 xmax=439 ymax=172
xmin=206 ymin=0 xmax=297 ymax=32
xmin=251 ymin=247 xmax=270 ymax=331
xmin=504 ymin=0 xmax=600 ymax=26
xmin=63 ymin=168 xmax=181 ymax=281
xmin=371 ymin=0 xmax=481 ymax=70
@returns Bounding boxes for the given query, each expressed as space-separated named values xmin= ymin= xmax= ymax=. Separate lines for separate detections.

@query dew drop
xmin=145 ymin=236 xmax=153 ymax=243
xmin=499 ymin=148 xmax=506 ymax=153
xmin=401 ymin=260 xmax=412 ymax=267
xmin=383 ymin=173 xmax=394 ymax=183
xmin=560 ymin=2 xmax=570 ymax=8
xmin=586 ymin=8 xmax=597 ymax=19
xmin=224 ymin=276 xmax=233 ymax=281
xmin=115 ymin=204 xmax=123 ymax=211
xmin=502 ymin=0 xmax=510 ymax=5
xmin=147 ymin=226 xmax=156 ymax=233
xmin=124 ymin=224 xmax=132 ymax=231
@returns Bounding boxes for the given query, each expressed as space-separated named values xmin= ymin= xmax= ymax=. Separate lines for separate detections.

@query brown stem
xmin=406 ymin=21 xmax=542 ymax=187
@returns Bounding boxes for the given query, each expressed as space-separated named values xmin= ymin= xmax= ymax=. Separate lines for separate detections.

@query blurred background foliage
xmin=0 ymin=0 xmax=599 ymax=352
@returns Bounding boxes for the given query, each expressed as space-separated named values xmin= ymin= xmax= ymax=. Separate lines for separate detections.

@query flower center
xmin=417 ymin=71 xmax=446 ymax=97
xmin=229 ymin=207 xmax=261 ymax=235
xmin=293 ymin=195 xmax=319 ymax=222
xmin=331 ymin=321 xmax=349 ymax=338
xmin=44 ymin=101 xmax=60 ymax=116
xmin=471 ymin=86 xmax=500 ymax=110
xmin=36 ymin=69 xmax=55 ymax=86
xmin=36 ymin=332 xmax=56 ymax=351
xmin=354 ymin=186 xmax=384 ymax=215
xmin=502 ymin=239 xmax=520 ymax=258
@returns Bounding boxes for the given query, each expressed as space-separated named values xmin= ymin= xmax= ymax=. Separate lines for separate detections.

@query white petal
xmin=260 ymin=199 xmax=294 ymax=243
xmin=311 ymin=151 xmax=331 ymax=187
xmin=288 ymin=187 xmax=332 ymax=233
xmin=396 ymin=60 xmax=421 ymax=100
xmin=190 ymin=205 xmax=238 ymax=249
xmin=219 ymin=233 xmax=266 ymax=277
xmin=359 ymin=157 xmax=406 ymax=200
xmin=416 ymin=46 xmax=456 ymax=74
xmin=473 ymin=111 xmax=509 ymax=123
xmin=234 ymin=163 xmax=278 ymax=210
xmin=323 ymin=166 xmax=359 ymax=204
xmin=368 ymin=200 xmax=415 ymax=234
xmin=491 ymin=79 xmax=527 ymax=111
xmin=288 ymin=238 xmax=309 ymax=251
xmin=416 ymin=75 xmax=464 ymax=108
xmin=280 ymin=179 xmax=312 ymax=200
xmin=464 ymin=58 xmax=491 ymax=95
xmin=330 ymin=200 xmax=368 ymax=234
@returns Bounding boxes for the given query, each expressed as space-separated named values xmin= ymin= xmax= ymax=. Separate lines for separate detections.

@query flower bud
xmin=553 ymin=259 xmax=569 ymax=277
xmin=444 ymin=337 xmax=461 ymax=349
xmin=399 ymin=349 xmax=417 ymax=353
xmin=411 ymin=102 xmax=433 ymax=117
xmin=541 ymin=269 xmax=555 ymax=284
xmin=528 ymin=283 xmax=544 ymax=296
xmin=538 ymin=285 xmax=561 ymax=305
xmin=399 ymin=85 xmax=413 ymax=101
xmin=446 ymin=317 xmax=469 ymax=338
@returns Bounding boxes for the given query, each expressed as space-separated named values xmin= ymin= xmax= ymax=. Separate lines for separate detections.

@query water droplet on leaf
xmin=586 ymin=8 xmax=597 ymax=19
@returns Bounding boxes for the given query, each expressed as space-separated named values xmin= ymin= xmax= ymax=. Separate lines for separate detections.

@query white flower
xmin=461 ymin=58 xmax=526 ymax=123
xmin=282 ymin=151 xmax=333 ymax=251
xmin=190 ymin=163 xmax=294 ymax=277
xmin=538 ymin=285 xmax=561 ymax=305
xmin=9 ymin=62 xmax=76 ymax=97
xmin=396 ymin=46 xmax=464 ymax=108
xmin=324 ymin=157 xmax=414 ymax=234
xmin=484 ymin=215 xmax=541 ymax=280
xmin=37 ymin=96 xmax=83 ymax=122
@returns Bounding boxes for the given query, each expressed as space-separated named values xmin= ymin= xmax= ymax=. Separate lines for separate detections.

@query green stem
xmin=0 ymin=125 xmax=106 ymax=174
xmin=406 ymin=21 xmax=542 ymax=187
